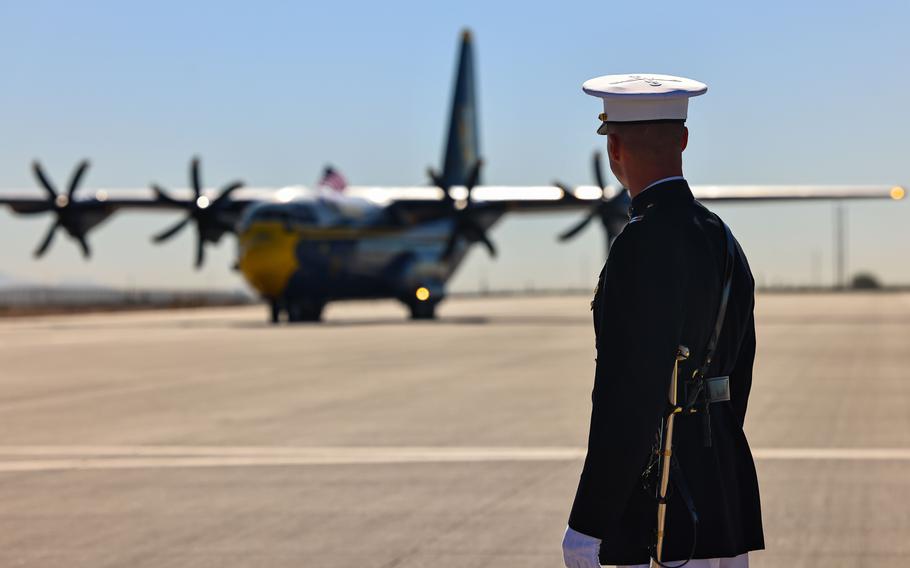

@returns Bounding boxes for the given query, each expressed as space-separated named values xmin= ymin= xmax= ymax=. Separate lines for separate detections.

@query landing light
xmin=890 ymin=186 xmax=905 ymax=201
xmin=55 ymin=195 xmax=69 ymax=207
xmin=415 ymin=287 xmax=431 ymax=302
xmin=196 ymin=195 xmax=211 ymax=209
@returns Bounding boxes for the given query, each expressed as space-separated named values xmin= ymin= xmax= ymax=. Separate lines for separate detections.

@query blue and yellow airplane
xmin=0 ymin=30 xmax=904 ymax=322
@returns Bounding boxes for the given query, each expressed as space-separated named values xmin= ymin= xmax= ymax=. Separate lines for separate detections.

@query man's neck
xmin=627 ymin=170 xmax=685 ymax=199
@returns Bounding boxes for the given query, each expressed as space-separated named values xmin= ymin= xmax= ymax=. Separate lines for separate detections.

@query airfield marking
xmin=0 ymin=446 xmax=907 ymax=472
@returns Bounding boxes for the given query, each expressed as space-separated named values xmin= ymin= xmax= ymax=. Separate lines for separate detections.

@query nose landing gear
xmin=267 ymin=298 xmax=325 ymax=324
xmin=404 ymin=285 xmax=441 ymax=320
xmin=270 ymin=300 xmax=281 ymax=324
xmin=407 ymin=300 xmax=438 ymax=320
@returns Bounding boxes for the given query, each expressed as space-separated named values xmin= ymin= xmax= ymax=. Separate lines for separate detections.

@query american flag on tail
xmin=318 ymin=165 xmax=347 ymax=193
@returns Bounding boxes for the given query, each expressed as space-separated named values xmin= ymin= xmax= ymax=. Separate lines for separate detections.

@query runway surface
xmin=0 ymin=293 xmax=907 ymax=567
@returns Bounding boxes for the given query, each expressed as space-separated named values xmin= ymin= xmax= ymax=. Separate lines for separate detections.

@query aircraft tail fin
xmin=440 ymin=29 xmax=481 ymax=187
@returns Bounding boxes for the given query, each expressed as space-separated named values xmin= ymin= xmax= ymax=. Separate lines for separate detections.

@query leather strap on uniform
xmin=679 ymin=216 xmax=736 ymax=448
xmin=695 ymin=216 xmax=736 ymax=381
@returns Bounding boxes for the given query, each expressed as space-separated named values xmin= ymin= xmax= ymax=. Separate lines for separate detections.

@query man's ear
xmin=607 ymin=132 xmax=622 ymax=162
xmin=681 ymin=126 xmax=689 ymax=152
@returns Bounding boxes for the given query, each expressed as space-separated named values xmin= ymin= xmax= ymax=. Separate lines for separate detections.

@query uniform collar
xmin=629 ymin=177 xmax=694 ymax=217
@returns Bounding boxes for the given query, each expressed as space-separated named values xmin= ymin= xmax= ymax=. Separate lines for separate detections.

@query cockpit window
xmin=289 ymin=204 xmax=318 ymax=223
xmin=238 ymin=202 xmax=320 ymax=231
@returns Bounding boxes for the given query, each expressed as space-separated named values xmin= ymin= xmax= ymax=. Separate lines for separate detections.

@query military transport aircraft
xmin=0 ymin=30 xmax=904 ymax=323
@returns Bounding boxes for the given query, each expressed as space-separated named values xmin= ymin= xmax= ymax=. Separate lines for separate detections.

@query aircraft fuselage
xmin=236 ymin=196 xmax=501 ymax=321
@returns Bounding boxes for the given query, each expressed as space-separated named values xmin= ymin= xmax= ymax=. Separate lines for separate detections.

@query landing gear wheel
xmin=287 ymin=300 xmax=325 ymax=323
xmin=269 ymin=300 xmax=282 ymax=324
xmin=408 ymin=301 xmax=437 ymax=320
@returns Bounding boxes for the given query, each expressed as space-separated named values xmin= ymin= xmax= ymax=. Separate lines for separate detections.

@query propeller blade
xmin=76 ymin=234 xmax=91 ymax=259
xmin=441 ymin=232 xmax=458 ymax=261
xmin=194 ymin=235 xmax=205 ymax=269
xmin=151 ymin=184 xmax=183 ymax=206
xmin=152 ymin=217 xmax=191 ymax=243
xmin=427 ymin=167 xmax=448 ymax=194
xmin=593 ymin=151 xmax=606 ymax=190
xmin=67 ymin=160 xmax=90 ymax=198
xmin=213 ymin=180 xmax=244 ymax=206
xmin=190 ymin=157 xmax=202 ymax=198
xmin=553 ymin=180 xmax=587 ymax=201
xmin=33 ymin=220 xmax=60 ymax=258
xmin=476 ymin=230 xmax=496 ymax=257
xmin=462 ymin=217 xmax=496 ymax=257
xmin=31 ymin=161 xmax=58 ymax=199
xmin=558 ymin=211 xmax=597 ymax=241
xmin=552 ymin=180 xmax=571 ymax=193
xmin=465 ymin=159 xmax=484 ymax=198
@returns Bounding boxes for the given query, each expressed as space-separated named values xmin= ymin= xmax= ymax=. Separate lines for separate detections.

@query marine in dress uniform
xmin=562 ymin=75 xmax=764 ymax=568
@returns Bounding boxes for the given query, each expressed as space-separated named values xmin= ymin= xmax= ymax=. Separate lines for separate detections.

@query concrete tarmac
xmin=0 ymin=293 xmax=907 ymax=567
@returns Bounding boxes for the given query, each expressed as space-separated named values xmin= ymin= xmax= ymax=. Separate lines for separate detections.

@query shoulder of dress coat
xmin=613 ymin=209 xmax=688 ymax=264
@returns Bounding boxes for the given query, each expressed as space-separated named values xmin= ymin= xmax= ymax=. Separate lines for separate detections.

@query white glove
xmin=562 ymin=525 xmax=602 ymax=568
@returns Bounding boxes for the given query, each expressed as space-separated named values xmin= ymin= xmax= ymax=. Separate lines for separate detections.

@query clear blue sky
xmin=0 ymin=0 xmax=907 ymax=291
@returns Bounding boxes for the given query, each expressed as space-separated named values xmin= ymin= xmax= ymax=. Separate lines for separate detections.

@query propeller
xmin=555 ymin=151 xmax=631 ymax=250
xmin=427 ymin=159 xmax=496 ymax=261
xmin=30 ymin=160 xmax=93 ymax=259
xmin=151 ymin=156 xmax=243 ymax=269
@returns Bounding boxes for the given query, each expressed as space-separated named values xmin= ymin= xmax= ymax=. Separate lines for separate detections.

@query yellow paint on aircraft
xmin=237 ymin=221 xmax=444 ymax=298
xmin=237 ymin=221 xmax=300 ymax=299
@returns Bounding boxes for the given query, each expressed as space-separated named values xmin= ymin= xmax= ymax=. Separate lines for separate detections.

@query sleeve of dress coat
xmin=568 ymin=217 xmax=689 ymax=539
xmin=729 ymin=309 xmax=756 ymax=428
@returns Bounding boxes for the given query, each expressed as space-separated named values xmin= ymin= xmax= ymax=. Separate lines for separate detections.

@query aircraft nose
xmin=237 ymin=221 xmax=299 ymax=299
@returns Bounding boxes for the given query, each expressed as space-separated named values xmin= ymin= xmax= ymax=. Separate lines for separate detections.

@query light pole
xmin=833 ymin=201 xmax=848 ymax=289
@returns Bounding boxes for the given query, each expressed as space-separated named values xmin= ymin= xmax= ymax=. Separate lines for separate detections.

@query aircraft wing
xmin=690 ymin=184 xmax=906 ymax=203
xmin=349 ymin=183 xmax=906 ymax=214
xmin=0 ymin=187 xmax=276 ymax=215
xmin=1 ymin=179 xmax=903 ymax=265
xmin=4 ymin=181 xmax=900 ymax=212
xmin=2 ymin=183 xmax=902 ymax=220
xmin=0 ymin=185 xmax=279 ymax=264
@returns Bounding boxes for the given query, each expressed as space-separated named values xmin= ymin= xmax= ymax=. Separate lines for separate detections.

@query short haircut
xmin=603 ymin=121 xmax=686 ymax=157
